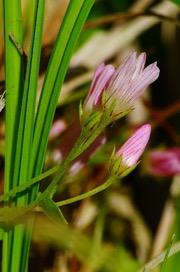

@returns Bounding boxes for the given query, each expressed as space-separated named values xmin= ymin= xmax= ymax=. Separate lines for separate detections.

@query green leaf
xmin=34 ymin=217 xmax=140 ymax=271
xmin=4 ymin=0 xmax=24 ymax=193
xmin=30 ymin=0 xmax=95 ymax=181
xmin=13 ymin=0 xmax=45 ymax=192
xmin=5 ymin=1 xmax=46 ymax=272
xmin=3 ymin=1 xmax=24 ymax=271
xmin=40 ymin=197 xmax=67 ymax=224
xmin=0 ymin=206 xmax=33 ymax=228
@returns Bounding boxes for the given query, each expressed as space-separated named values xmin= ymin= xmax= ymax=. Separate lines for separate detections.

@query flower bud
xmin=110 ymin=124 xmax=151 ymax=177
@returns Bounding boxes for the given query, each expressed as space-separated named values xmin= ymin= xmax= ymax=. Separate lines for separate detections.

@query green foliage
xmin=2 ymin=0 xmax=179 ymax=270
xmin=0 ymin=165 xmax=59 ymax=202
xmin=40 ymin=197 xmax=67 ymax=224
xmin=30 ymin=0 xmax=95 ymax=180
xmin=161 ymin=235 xmax=175 ymax=272
xmin=102 ymin=247 xmax=140 ymax=272
xmin=3 ymin=0 xmax=95 ymax=271
xmin=171 ymin=0 xmax=180 ymax=6
xmin=3 ymin=1 xmax=24 ymax=270
xmin=34 ymin=216 xmax=141 ymax=271
xmin=0 ymin=206 xmax=33 ymax=228
xmin=163 ymin=205 xmax=180 ymax=271
xmin=6 ymin=1 xmax=46 ymax=271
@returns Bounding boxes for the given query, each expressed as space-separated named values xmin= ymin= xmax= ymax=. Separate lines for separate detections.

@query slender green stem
xmin=39 ymin=115 xmax=109 ymax=200
xmin=0 ymin=114 xmax=110 ymax=206
xmin=57 ymin=177 xmax=116 ymax=207
xmin=0 ymin=165 xmax=59 ymax=202
xmin=0 ymin=177 xmax=116 ymax=224
xmin=0 ymin=113 xmax=110 ymax=207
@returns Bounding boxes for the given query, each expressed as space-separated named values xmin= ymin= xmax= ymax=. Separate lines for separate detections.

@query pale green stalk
xmin=57 ymin=177 xmax=116 ymax=207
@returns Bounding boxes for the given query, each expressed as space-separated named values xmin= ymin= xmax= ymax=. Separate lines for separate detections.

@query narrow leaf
xmin=40 ymin=197 xmax=67 ymax=224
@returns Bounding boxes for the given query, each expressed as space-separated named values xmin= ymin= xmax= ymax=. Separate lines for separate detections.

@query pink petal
xmin=84 ymin=64 xmax=115 ymax=110
xmin=129 ymin=62 xmax=160 ymax=101
xmin=89 ymin=63 xmax=106 ymax=95
xmin=107 ymin=54 xmax=160 ymax=112
xmin=132 ymin=52 xmax=146 ymax=79
xmin=109 ymin=52 xmax=137 ymax=91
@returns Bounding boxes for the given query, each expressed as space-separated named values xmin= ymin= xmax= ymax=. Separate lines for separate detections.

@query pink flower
xmin=149 ymin=148 xmax=180 ymax=177
xmin=116 ymin=124 xmax=151 ymax=167
xmin=84 ymin=52 xmax=159 ymax=116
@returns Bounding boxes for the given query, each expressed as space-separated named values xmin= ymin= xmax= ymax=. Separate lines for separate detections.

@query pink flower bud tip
xmin=117 ymin=124 xmax=151 ymax=167
xmin=84 ymin=52 xmax=159 ymax=116
xmin=149 ymin=148 xmax=180 ymax=177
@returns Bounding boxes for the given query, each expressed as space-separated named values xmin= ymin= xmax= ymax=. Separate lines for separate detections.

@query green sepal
xmin=82 ymin=110 xmax=102 ymax=131
xmin=109 ymin=148 xmax=121 ymax=176
xmin=109 ymin=151 xmax=140 ymax=178
xmin=102 ymin=91 xmax=133 ymax=121
xmin=120 ymin=162 xmax=139 ymax=178
xmin=40 ymin=197 xmax=67 ymax=224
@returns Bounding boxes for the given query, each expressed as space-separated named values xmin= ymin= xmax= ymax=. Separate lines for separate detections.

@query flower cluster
xmin=80 ymin=51 xmax=158 ymax=175
xmin=50 ymin=52 xmax=158 ymax=180
xmin=84 ymin=52 xmax=159 ymax=119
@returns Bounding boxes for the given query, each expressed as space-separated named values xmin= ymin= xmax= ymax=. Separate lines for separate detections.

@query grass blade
xmin=3 ymin=1 xmax=23 ymax=271
xmin=4 ymin=1 xmax=45 ymax=271
xmin=30 ymin=0 xmax=95 ymax=180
